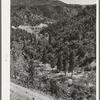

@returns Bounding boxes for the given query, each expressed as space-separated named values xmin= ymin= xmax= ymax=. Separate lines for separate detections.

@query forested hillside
xmin=10 ymin=0 xmax=96 ymax=100
xmin=11 ymin=0 xmax=85 ymax=27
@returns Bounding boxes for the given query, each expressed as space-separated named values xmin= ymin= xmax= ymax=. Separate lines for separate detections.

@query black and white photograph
xmin=10 ymin=0 xmax=97 ymax=100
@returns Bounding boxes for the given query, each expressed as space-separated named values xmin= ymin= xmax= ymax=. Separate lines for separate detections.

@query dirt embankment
xmin=10 ymin=82 xmax=56 ymax=100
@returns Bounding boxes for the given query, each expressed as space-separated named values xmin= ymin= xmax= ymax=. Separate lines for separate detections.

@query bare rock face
xmin=66 ymin=72 xmax=72 ymax=77
xmin=90 ymin=60 xmax=96 ymax=70
xmin=68 ymin=78 xmax=73 ymax=86
xmin=88 ymin=83 xmax=94 ymax=88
